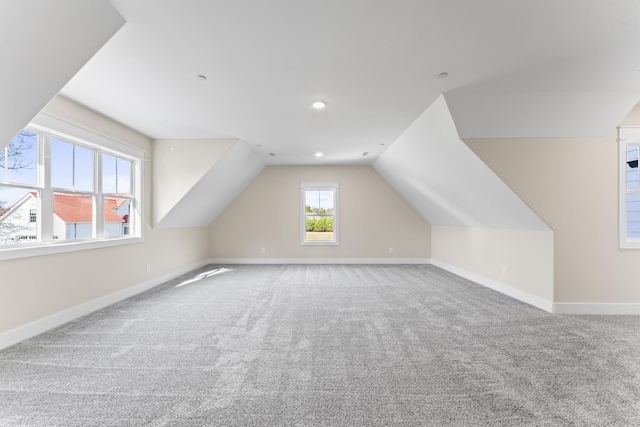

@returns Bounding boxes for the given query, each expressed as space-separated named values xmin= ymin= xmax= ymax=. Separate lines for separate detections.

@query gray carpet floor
xmin=1 ymin=264 xmax=639 ymax=426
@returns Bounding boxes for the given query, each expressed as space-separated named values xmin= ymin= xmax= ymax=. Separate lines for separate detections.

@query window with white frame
xmin=301 ymin=182 xmax=339 ymax=245
xmin=618 ymin=127 xmax=640 ymax=248
xmin=0 ymin=113 xmax=143 ymax=258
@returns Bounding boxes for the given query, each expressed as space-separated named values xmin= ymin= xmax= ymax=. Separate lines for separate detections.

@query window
xmin=0 ymin=112 xmax=143 ymax=259
xmin=301 ymin=182 xmax=339 ymax=245
xmin=618 ymin=127 xmax=640 ymax=248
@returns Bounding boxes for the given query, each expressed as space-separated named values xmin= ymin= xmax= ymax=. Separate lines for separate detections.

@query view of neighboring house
xmin=0 ymin=192 xmax=129 ymax=245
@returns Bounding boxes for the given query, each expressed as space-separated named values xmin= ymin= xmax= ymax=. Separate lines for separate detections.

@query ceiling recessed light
xmin=438 ymin=72 xmax=448 ymax=79
xmin=197 ymin=74 xmax=207 ymax=81
xmin=312 ymin=101 xmax=326 ymax=110
xmin=315 ymin=152 xmax=323 ymax=157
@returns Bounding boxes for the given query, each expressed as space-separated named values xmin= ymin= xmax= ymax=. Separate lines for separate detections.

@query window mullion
xmin=71 ymin=145 xmax=76 ymax=189
xmin=132 ymin=158 xmax=141 ymax=236
xmin=39 ymin=133 xmax=53 ymax=242
xmin=95 ymin=152 xmax=104 ymax=238
xmin=2 ymin=146 xmax=7 ymax=182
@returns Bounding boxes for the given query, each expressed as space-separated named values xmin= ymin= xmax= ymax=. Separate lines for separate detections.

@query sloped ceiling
xmin=154 ymin=140 xmax=264 ymax=229
xmin=0 ymin=0 xmax=124 ymax=149
xmin=373 ymin=95 xmax=549 ymax=231
xmin=445 ymin=48 xmax=640 ymax=138
xmin=5 ymin=1 xmax=640 ymax=231
xmin=59 ymin=0 xmax=640 ymax=165
xmin=153 ymin=138 xmax=238 ymax=226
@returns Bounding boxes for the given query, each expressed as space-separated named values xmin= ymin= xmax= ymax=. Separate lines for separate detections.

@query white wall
xmin=372 ymin=94 xmax=554 ymax=310
xmin=465 ymin=106 xmax=640 ymax=305
xmin=431 ymin=226 xmax=554 ymax=309
xmin=0 ymin=96 xmax=211 ymax=338
xmin=209 ymin=166 xmax=431 ymax=261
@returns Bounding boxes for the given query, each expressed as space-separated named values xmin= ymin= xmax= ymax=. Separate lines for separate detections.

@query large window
xmin=0 ymin=113 xmax=143 ymax=259
xmin=618 ymin=127 xmax=640 ymax=249
xmin=301 ymin=182 xmax=339 ymax=245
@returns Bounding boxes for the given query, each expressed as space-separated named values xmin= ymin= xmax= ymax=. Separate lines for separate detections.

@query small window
xmin=29 ymin=209 xmax=36 ymax=223
xmin=301 ymin=182 xmax=339 ymax=245
xmin=618 ymin=127 xmax=640 ymax=248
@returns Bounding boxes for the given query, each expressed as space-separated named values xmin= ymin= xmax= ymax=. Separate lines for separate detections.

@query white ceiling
xmin=0 ymin=1 xmax=124 ymax=150
xmin=59 ymin=0 xmax=640 ymax=166
xmin=374 ymin=95 xmax=549 ymax=231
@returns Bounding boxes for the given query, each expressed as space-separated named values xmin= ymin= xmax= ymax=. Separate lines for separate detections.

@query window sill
xmin=619 ymin=241 xmax=640 ymax=250
xmin=0 ymin=236 xmax=143 ymax=261
xmin=300 ymin=241 xmax=340 ymax=246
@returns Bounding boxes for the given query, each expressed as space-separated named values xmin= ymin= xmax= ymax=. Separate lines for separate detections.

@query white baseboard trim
xmin=430 ymin=259 xmax=554 ymax=313
xmin=552 ymin=303 xmax=640 ymax=315
xmin=207 ymin=258 xmax=432 ymax=265
xmin=0 ymin=259 xmax=211 ymax=351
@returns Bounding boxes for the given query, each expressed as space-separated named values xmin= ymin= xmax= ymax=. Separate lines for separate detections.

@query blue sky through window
xmin=1 ymin=130 xmax=125 ymax=209
xmin=51 ymin=138 xmax=93 ymax=191
xmin=103 ymin=154 xmax=131 ymax=195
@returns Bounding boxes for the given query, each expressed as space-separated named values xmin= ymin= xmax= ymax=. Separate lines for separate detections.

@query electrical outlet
xmin=146 ymin=264 xmax=151 ymax=273
xmin=502 ymin=267 xmax=507 ymax=277
xmin=388 ymin=247 xmax=394 ymax=254
xmin=261 ymin=248 xmax=266 ymax=254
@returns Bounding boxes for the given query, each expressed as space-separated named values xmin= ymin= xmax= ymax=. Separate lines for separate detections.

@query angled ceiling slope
xmin=442 ymin=2 xmax=640 ymax=139
xmin=58 ymin=0 xmax=640 ymax=166
xmin=153 ymin=138 xmax=237 ymax=226
xmin=373 ymin=95 xmax=549 ymax=231
xmin=153 ymin=140 xmax=265 ymax=229
xmin=445 ymin=48 xmax=640 ymax=139
xmin=0 ymin=0 xmax=124 ymax=148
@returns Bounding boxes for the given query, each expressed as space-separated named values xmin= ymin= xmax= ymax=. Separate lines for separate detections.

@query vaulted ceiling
xmin=0 ymin=1 xmax=124 ymax=149
xmin=60 ymin=0 xmax=640 ymax=165
xmin=3 ymin=0 xmax=640 ymax=231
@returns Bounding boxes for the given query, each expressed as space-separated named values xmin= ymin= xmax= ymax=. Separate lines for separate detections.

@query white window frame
xmin=300 ymin=181 xmax=339 ymax=246
xmin=0 ymin=112 xmax=144 ymax=261
xmin=618 ymin=126 xmax=640 ymax=249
